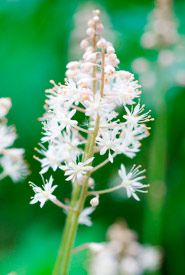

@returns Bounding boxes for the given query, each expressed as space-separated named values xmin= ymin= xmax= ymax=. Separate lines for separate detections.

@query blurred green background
xmin=0 ymin=0 xmax=185 ymax=274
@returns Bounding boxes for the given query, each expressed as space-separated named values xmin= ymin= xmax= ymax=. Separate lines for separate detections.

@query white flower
xmin=78 ymin=207 xmax=95 ymax=226
xmin=2 ymin=148 xmax=25 ymax=161
xmin=54 ymin=109 xmax=77 ymax=133
xmin=118 ymin=164 xmax=148 ymax=201
xmin=139 ymin=246 xmax=161 ymax=271
xmin=36 ymin=144 xmax=64 ymax=174
xmin=65 ymin=79 xmax=93 ymax=105
xmin=60 ymin=157 xmax=94 ymax=183
xmin=85 ymin=94 xmax=112 ymax=117
xmin=30 ymin=175 xmax=57 ymax=208
xmin=112 ymin=75 xmax=140 ymax=105
xmin=0 ymin=97 xmax=12 ymax=118
xmin=90 ymin=246 xmax=119 ymax=275
xmin=96 ymin=129 xmax=121 ymax=162
xmin=123 ymin=104 xmax=152 ymax=129
xmin=0 ymin=155 xmax=29 ymax=182
xmin=0 ymin=123 xmax=17 ymax=149
xmin=120 ymin=257 xmax=142 ymax=275
xmin=41 ymin=120 xmax=62 ymax=143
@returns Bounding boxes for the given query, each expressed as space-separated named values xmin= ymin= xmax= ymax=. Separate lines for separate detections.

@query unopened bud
xmin=80 ymin=62 xmax=93 ymax=72
xmin=80 ymin=39 xmax=89 ymax=49
xmin=93 ymin=16 xmax=99 ymax=22
xmin=108 ymin=53 xmax=117 ymax=62
xmin=107 ymin=46 xmax=115 ymax=55
xmin=86 ymin=27 xmax=95 ymax=37
xmin=118 ymin=70 xmax=132 ymax=80
xmin=97 ymin=38 xmax=107 ymax=49
xmin=96 ymin=23 xmax=104 ymax=31
xmin=88 ymin=19 xmax=94 ymax=28
xmin=90 ymin=195 xmax=99 ymax=207
xmin=66 ymin=61 xmax=79 ymax=70
xmin=93 ymin=9 xmax=100 ymax=16
xmin=86 ymin=53 xmax=97 ymax=63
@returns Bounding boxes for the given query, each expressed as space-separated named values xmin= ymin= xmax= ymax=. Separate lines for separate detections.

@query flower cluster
xmin=30 ymin=10 xmax=152 ymax=210
xmin=141 ymin=0 xmax=179 ymax=49
xmin=0 ymin=98 xmax=29 ymax=182
xmin=89 ymin=221 xmax=162 ymax=275
xmin=133 ymin=0 xmax=185 ymax=90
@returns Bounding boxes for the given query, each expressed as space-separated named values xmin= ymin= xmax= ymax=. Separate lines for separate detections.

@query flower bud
xmin=118 ymin=70 xmax=132 ymax=80
xmin=96 ymin=23 xmax=104 ymax=31
xmin=88 ymin=19 xmax=94 ymax=28
xmin=107 ymin=46 xmax=115 ymax=55
xmin=86 ymin=53 xmax=97 ymax=63
xmin=80 ymin=39 xmax=89 ymax=49
xmin=86 ymin=27 xmax=95 ymax=36
xmin=97 ymin=38 xmax=107 ymax=49
xmin=93 ymin=16 xmax=99 ymax=22
xmin=108 ymin=53 xmax=117 ymax=62
xmin=90 ymin=195 xmax=99 ymax=207
xmin=93 ymin=9 xmax=100 ymax=16
xmin=66 ymin=61 xmax=79 ymax=70
xmin=80 ymin=62 xmax=93 ymax=72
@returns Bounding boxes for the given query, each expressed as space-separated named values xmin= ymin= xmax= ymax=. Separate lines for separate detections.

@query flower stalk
xmin=30 ymin=9 xmax=152 ymax=275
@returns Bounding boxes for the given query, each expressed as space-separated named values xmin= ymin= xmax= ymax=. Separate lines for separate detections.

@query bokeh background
xmin=0 ymin=0 xmax=185 ymax=274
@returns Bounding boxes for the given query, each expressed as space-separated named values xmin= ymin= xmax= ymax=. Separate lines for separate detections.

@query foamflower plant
xmin=30 ymin=10 xmax=153 ymax=274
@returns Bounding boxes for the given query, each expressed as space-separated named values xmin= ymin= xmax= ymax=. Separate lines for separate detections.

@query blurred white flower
xmin=78 ymin=207 xmax=95 ymax=226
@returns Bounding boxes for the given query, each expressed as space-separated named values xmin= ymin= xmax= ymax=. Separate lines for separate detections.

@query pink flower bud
xmin=107 ymin=46 xmax=115 ymax=55
xmin=93 ymin=9 xmax=100 ymax=16
xmin=118 ymin=70 xmax=132 ymax=80
xmin=97 ymin=38 xmax=107 ymax=49
xmin=86 ymin=28 xmax=95 ymax=36
xmin=80 ymin=39 xmax=89 ymax=49
xmin=66 ymin=61 xmax=79 ymax=70
xmin=80 ymin=62 xmax=93 ymax=72
xmin=90 ymin=196 xmax=99 ymax=207
xmin=86 ymin=53 xmax=97 ymax=63
xmin=96 ymin=23 xmax=104 ymax=31
xmin=88 ymin=19 xmax=95 ymax=28
xmin=93 ymin=16 xmax=99 ymax=22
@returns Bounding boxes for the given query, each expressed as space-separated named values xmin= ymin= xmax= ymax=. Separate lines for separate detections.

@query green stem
xmin=52 ymin=184 xmax=81 ymax=275
xmin=60 ymin=115 xmax=100 ymax=275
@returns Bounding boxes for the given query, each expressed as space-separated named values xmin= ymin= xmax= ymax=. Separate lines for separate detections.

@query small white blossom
xmin=96 ymin=129 xmax=121 ymax=162
xmin=0 ymin=97 xmax=12 ymax=118
xmin=36 ymin=144 xmax=64 ymax=174
xmin=0 ymin=155 xmax=29 ymax=182
xmin=123 ymin=104 xmax=152 ymax=129
xmin=30 ymin=175 xmax=57 ymax=208
xmin=60 ymin=157 xmax=94 ymax=183
xmin=78 ymin=207 xmax=95 ymax=226
xmin=118 ymin=164 xmax=148 ymax=201
xmin=54 ymin=109 xmax=77 ymax=134
xmin=0 ymin=123 xmax=17 ymax=149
